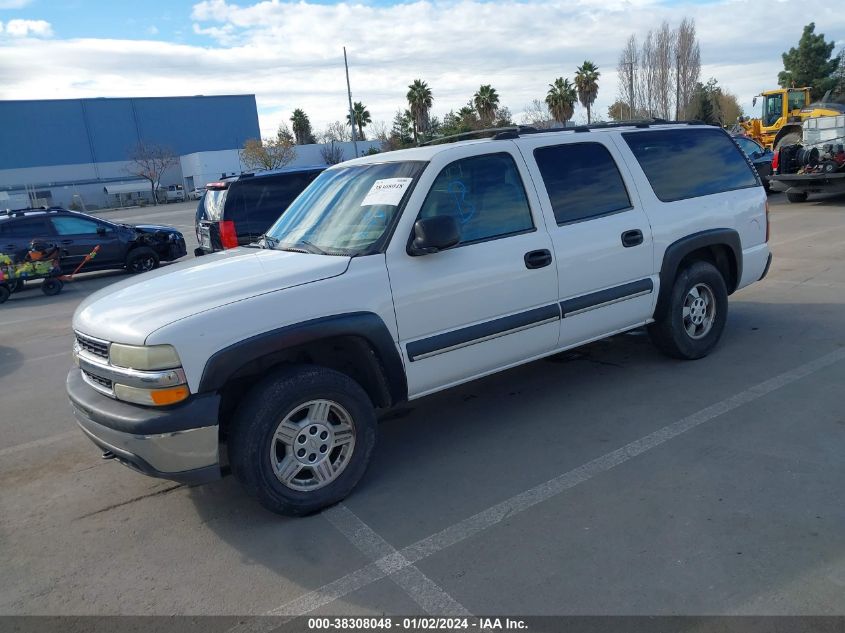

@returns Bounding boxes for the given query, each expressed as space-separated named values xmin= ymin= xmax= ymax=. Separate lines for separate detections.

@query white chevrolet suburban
xmin=68 ymin=122 xmax=772 ymax=516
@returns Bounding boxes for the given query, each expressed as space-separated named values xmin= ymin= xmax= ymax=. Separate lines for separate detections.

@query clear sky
xmin=1 ymin=0 xmax=843 ymax=138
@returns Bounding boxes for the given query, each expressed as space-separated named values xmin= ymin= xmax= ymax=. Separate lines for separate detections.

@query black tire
xmin=648 ymin=261 xmax=728 ymax=360
xmin=786 ymin=191 xmax=808 ymax=203
xmin=41 ymin=278 xmax=63 ymax=296
xmin=0 ymin=284 xmax=9 ymax=304
xmin=228 ymin=365 xmax=378 ymax=516
xmin=774 ymin=132 xmax=801 ymax=150
xmin=126 ymin=247 xmax=159 ymax=274
xmin=6 ymin=279 xmax=23 ymax=293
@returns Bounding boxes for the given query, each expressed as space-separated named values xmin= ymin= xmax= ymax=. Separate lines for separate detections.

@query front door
xmin=49 ymin=216 xmax=124 ymax=270
xmin=386 ymin=147 xmax=559 ymax=398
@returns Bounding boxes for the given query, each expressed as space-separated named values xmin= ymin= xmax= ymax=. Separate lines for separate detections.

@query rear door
xmin=49 ymin=215 xmax=124 ymax=269
xmin=519 ymin=136 xmax=656 ymax=346
xmin=0 ymin=216 xmax=53 ymax=261
xmin=232 ymin=171 xmax=323 ymax=243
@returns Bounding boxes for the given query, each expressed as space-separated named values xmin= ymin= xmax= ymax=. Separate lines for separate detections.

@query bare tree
xmin=520 ymin=99 xmax=554 ymax=128
xmin=618 ymin=35 xmax=639 ymax=119
xmin=126 ymin=142 xmax=178 ymax=205
xmin=320 ymin=142 xmax=345 ymax=165
xmin=239 ymin=126 xmax=296 ymax=172
xmin=319 ymin=121 xmax=351 ymax=143
xmin=674 ymin=17 xmax=701 ymax=119
xmin=654 ymin=21 xmax=675 ymax=119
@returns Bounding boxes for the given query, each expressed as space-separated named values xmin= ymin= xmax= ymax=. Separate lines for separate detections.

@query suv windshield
xmin=265 ymin=161 xmax=426 ymax=256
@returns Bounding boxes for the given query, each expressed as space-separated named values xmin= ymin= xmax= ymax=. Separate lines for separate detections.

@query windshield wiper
xmin=292 ymin=240 xmax=328 ymax=255
xmin=247 ymin=233 xmax=279 ymax=249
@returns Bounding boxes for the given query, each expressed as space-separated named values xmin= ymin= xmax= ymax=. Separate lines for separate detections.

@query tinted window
xmin=534 ymin=143 xmax=631 ymax=224
xmin=623 ymin=128 xmax=758 ymax=202
xmin=735 ymin=137 xmax=762 ymax=157
xmin=227 ymin=171 xmax=319 ymax=224
xmin=418 ymin=153 xmax=533 ymax=245
xmin=51 ymin=216 xmax=101 ymax=235
xmin=1 ymin=217 xmax=50 ymax=238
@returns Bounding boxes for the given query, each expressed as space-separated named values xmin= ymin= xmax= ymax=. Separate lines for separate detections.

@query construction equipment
xmin=737 ymin=88 xmax=845 ymax=150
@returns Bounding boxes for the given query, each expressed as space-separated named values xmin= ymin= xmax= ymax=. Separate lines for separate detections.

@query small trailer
xmin=771 ymin=115 xmax=845 ymax=202
xmin=0 ymin=242 xmax=100 ymax=304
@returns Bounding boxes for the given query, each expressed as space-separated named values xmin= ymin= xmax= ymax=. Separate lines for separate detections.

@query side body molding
xmin=198 ymin=312 xmax=408 ymax=405
xmin=656 ymin=228 xmax=742 ymax=318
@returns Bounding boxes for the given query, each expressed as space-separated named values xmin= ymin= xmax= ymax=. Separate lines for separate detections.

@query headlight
xmin=109 ymin=343 xmax=181 ymax=370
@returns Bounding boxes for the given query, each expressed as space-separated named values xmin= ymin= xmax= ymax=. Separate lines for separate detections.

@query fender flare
xmin=198 ymin=312 xmax=407 ymax=405
xmin=655 ymin=228 xmax=742 ymax=318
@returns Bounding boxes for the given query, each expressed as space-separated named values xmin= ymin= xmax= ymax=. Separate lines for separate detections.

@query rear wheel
xmin=648 ymin=261 xmax=728 ymax=360
xmin=126 ymin=247 xmax=159 ymax=274
xmin=0 ymin=284 xmax=9 ymax=304
xmin=41 ymin=278 xmax=63 ymax=296
xmin=228 ymin=365 xmax=377 ymax=516
xmin=786 ymin=191 xmax=808 ymax=203
xmin=774 ymin=132 xmax=801 ymax=150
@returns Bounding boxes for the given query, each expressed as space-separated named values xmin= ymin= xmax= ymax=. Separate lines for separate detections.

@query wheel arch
xmin=655 ymin=229 xmax=742 ymax=319
xmin=199 ymin=312 xmax=407 ymax=430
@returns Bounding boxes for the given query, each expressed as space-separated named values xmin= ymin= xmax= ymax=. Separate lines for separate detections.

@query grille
xmin=76 ymin=332 xmax=109 ymax=360
xmin=83 ymin=370 xmax=113 ymax=390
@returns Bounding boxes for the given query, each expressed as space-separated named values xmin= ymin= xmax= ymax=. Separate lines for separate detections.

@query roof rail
xmin=419 ymin=119 xmax=709 ymax=147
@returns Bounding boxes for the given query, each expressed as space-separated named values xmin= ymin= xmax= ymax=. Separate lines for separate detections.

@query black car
xmin=194 ymin=166 xmax=324 ymax=255
xmin=0 ymin=207 xmax=187 ymax=275
xmin=733 ymin=135 xmax=774 ymax=192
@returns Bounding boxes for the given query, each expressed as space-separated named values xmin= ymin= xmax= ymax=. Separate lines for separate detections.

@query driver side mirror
xmin=409 ymin=216 xmax=460 ymax=255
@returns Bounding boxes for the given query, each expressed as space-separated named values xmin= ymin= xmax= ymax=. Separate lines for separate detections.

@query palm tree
xmin=574 ymin=61 xmax=600 ymax=124
xmin=346 ymin=101 xmax=372 ymax=141
xmin=406 ymin=79 xmax=433 ymax=143
xmin=290 ymin=108 xmax=314 ymax=145
xmin=545 ymin=77 xmax=577 ymax=125
xmin=473 ymin=84 xmax=499 ymax=125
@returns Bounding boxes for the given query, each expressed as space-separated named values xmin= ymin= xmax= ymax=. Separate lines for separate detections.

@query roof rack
xmin=0 ymin=206 xmax=66 ymax=218
xmin=419 ymin=119 xmax=708 ymax=147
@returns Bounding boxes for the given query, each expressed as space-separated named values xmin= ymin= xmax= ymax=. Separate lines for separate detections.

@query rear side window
xmin=418 ymin=153 xmax=534 ymax=245
xmin=1 ymin=217 xmax=50 ymax=238
xmin=623 ymin=128 xmax=758 ymax=202
xmin=533 ymin=142 xmax=631 ymax=224
xmin=226 ymin=172 xmax=319 ymax=223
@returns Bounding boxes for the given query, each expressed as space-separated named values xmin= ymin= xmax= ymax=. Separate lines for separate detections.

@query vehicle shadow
xmin=185 ymin=297 xmax=845 ymax=614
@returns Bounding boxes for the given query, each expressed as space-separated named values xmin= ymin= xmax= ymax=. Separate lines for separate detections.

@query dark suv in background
xmin=0 ymin=207 xmax=186 ymax=274
xmin=194 ymin=166 xmax=324 ymax=255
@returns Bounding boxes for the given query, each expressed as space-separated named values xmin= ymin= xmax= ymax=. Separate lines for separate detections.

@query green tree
xmin=290 ymin=108 xmax=315 ymax=145
xmin=473 ymin=84 xmax=500 ymax=125
xmin=406 ymin=79 xmax=433 ymax=143
xmin=778 ymin=23 xmax=838 ymax=100
xmin=546 ymin=77 xmax=577 ymax=125
xmin=688 ymin=78 xmax=723 ymax=125
xmin=574 ymin=61 xmax=600 ymax=123
xmin=239 ymin=126 xmax=296 ymax=172
xmin=346 ymin=101 xmax=372 ymax=141
xmin=384 ymin=109 xmax=414 ymax=150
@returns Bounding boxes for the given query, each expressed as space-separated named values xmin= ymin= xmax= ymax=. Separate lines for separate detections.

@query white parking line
xmin=323 ymin=504 xmax=472 ymax=616
xmin=243 ymin=346 xmax=845 ymax=621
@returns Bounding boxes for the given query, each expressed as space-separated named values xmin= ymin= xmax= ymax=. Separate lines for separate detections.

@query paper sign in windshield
xmin=360 ymin=178 xmax=413 ymax=207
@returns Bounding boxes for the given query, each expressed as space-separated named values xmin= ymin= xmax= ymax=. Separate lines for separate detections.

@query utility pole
xmin=343 ymin=46 xmax=358 ymax=158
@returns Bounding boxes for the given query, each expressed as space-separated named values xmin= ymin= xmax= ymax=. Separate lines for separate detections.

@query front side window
xmin=51 ymin=216 xmax=101 ymax=235
xmin=534 ymin=142 xmax=631 ymax=225
xmin=266 ymin=161 xmax=426 ymax=256
xmin=623 ymin=128 xmax=759 ymax=203
xmin=735 ymin=137 xmax=762 ymax=158
xmin=417 ymin=153 xmax=533 ymax=245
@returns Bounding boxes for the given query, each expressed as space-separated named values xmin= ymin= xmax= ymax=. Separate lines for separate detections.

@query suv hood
xmin=74 ymin=248 xmax=350 ymax=344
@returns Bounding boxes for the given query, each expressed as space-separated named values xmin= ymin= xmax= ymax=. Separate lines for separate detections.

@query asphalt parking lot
xmin=1 ymin=193 xmax=845 ymax=618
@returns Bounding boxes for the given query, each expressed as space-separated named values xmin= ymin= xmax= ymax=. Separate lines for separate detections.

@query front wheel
xmin=126 ymin=247 xmax=160 ymax=274
xmin=228 ymin=365 xmax=377 ymax=516
xmin=648 ymin=261 xmax=728 ymax=360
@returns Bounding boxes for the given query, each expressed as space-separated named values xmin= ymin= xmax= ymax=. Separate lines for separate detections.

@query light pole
xmin=343 ymin=46 xmax=359 ymax=158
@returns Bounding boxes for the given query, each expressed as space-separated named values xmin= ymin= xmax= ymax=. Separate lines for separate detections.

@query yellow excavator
xmin=737 ymin=87 xmax=845 ymax=149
